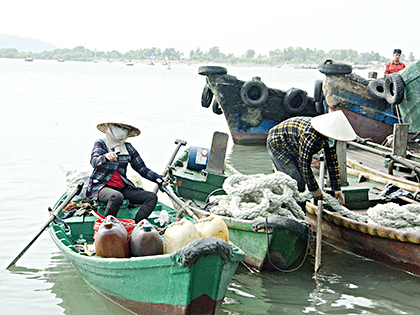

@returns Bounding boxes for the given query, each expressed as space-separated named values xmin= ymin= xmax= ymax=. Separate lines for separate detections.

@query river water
xmin=1 ymin=58 xmax=420 ymax=315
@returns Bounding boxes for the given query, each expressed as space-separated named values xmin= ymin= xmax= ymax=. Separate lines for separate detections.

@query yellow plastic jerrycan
xmin=163 ymin=218 xmax=200 ymax=254
xmin=194 ymin=215 xmax=229 ymax=242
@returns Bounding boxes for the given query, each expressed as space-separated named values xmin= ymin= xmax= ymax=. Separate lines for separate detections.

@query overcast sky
xmin=2 ymin=0 xmax=418 ymax=59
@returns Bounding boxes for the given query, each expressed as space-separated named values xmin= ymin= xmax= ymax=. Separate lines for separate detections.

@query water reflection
xmin=221 ymin=244 xmax=420 ymax=315
xmin=227 ymin=144 xmax=273 ymax=175
xmin=11 ymin=252 xmax=133 ymax=315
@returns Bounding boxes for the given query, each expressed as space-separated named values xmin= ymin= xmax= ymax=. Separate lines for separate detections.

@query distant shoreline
xmin=100 ymin=58 xmax=386 ymax=71
xmin=4 ymin=56 xmax=386 ymax=72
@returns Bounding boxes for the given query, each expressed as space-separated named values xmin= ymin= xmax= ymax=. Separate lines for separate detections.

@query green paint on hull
xmin=170 ymin=151 xmax=309 ymax=271
xmin=48 ymin=194 xmax=243 ymax=315
xmin=399 ymin=60 xmax=420 ymax=132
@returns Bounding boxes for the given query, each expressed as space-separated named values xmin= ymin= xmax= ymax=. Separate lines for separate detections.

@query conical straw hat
xmin=97 ymin=112 xmax=141 ymax=137
xmin=310 ymin=110 xmax=357 ymax=141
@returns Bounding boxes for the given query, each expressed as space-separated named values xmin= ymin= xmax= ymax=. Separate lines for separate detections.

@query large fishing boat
xmin=198 ymin=66 xmax=321 ymax=145
xmin=318 ymin=59 xmax=399 ymax=144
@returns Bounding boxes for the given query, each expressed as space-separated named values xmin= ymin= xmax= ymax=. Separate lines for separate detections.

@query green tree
xmin=244 ymin=49 xmax=255 ymax=60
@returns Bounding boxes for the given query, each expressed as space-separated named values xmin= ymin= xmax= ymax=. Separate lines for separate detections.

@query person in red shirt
xmin=384 ymin=49 xmax=406 ymax=75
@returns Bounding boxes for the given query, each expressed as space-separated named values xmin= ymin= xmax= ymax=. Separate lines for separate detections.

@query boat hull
xmin=200 ymin=68 xmax=319 ymax=145
xmin=222 ymin=216 xmax=308 ymax=271
xmin=322 ymin=73 xmax=398 ymax=144
xmin=399 ymin=60 xmax=420 ymax=132
xmin=48 ymin=197 xmax=243 ymax=315
xmin=306 ymin=203 xmax=420 ymax=275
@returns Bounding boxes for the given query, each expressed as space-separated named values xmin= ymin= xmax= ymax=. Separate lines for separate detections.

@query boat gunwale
xmin=306 ymin=203 xmax=420 ymax=244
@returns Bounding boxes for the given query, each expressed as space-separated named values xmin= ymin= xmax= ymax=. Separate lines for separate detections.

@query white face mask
xmin=109 ymin=124 xmax=129 ymax=141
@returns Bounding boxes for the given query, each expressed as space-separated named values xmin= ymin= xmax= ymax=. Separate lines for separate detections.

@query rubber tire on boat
xmin=201 ymin=85 xmax=213 ymax=108
xmin=171 ymin=237 xmax=232 ymax=267
xmin=314 ymin=80 xmax=323 ymax=102
xmin=283 ymin=88 xmax=308 ymax=114
xmin=198 ymin=66 xmax=228 ymax=76
xmin=384 ymin=74 xmax=405 ymax=105
xmin=318 ymin=59 xmax=353 ymax=75
xmin=212 ymin=99 xmax=223 ymax=115
xmin=315 ymin=100 xmax=325 ymax=114
xmin=252 ymin=217 xmax=309 ymax=244
xmin=240 ymin=80 xmax=269 ymax=106
xmin=367 ymin=79 xmax=386 ymax=101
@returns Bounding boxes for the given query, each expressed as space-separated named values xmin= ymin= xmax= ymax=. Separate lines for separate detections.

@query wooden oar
xmin=152 ymin=139 xmax=187 ymax=193
xmin=314 ymin=154 xmax=325 ymax=273
xmin=6 ymin=182 xmax=84 ymax=269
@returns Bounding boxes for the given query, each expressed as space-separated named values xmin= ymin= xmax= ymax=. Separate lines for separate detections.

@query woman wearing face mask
xmin=86 ymin=112 xmax=169 ymax=223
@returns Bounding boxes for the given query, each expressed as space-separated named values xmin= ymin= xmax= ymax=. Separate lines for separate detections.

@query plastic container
xmin=130 ymin=221 xmax=163 ymax=257
xmin=93 ymin=218 xmax=135 ymax=239
xmin=94 ymin=216 xmax=130 ymax=258
xmin=195 ymin=215 xmax=229 ymax=242
xmin=163 ymin=218 xmax=200 ymax=254
xmin=187 ymin=146 xmax=209 ymax=171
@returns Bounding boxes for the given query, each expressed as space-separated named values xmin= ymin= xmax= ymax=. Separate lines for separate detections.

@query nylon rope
xmin=207 ymin=172 xmax=420 ymax=232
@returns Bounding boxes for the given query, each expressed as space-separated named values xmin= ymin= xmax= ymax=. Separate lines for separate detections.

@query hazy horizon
xmin=2 ymin=0 xmax=419 ymax=59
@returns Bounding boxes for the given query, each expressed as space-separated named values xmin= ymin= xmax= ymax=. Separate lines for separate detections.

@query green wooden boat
xmin=169 ymin=149 xmax=311 ymax=272
xmin=395 ymin=59 xmax=420 ymax=133
xmin=48 ymin=194 xmax=244 ymax=315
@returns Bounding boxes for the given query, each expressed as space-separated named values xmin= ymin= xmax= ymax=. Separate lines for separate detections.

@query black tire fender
xmin=384 ymin=74 xmax=405 ymax=105
xmin=315 ymin=101 xmax=325 ymax=114
xmin=283 ymin=88 xmax=308 ymax=114
xmin=252 ymin=217 xmax=309 ymax=244
xmin=314 ymin=79 xmax=323 ymax=102
xmin=212 ymin=99 xmax=223 ymax=115
xmin=367 ymin=79 xmax=386 ymax=101
xmin=198 ymin=66 xmax=227 ymax=76
xmin=318 ymin=59 xmax=353 ymax=75
xmin=201 ymin=85 xmax=213 ymax=108
xmin=171 ymin=237 xmax=232 ymax=267
xmin=240 ymin=79 xmax=269 ymax=106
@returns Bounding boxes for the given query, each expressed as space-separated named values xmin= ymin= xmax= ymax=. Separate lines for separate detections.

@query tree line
xmin=0 ymin=45 xmax=415 ymax=65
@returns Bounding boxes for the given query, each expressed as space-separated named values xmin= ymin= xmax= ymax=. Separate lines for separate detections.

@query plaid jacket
xmin=267 ymin=116 xmax=340 ymax=192
xmin=86 ymin=139 xmax=162 ymax=200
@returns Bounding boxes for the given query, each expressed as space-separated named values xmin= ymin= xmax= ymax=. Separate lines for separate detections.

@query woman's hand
xmin=161 ymin=178 xmax=170 ymax=187
xmin=104 ymin=152 xmax=118 ymax=162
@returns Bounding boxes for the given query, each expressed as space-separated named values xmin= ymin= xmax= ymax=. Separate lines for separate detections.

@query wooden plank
xmin=347 ymin=158 xmax=420 ymax=188
xmin=347 ymin=168 xmax=420 ymax=193
xmin=206 ymin=132 xmax=229 ymax=174
xmin=393 ymin=124 xmax=409 ymax=158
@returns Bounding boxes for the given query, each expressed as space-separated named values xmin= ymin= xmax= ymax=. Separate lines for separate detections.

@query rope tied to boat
xmin=207 ymin=172 xmax=420 ymax=232
xmin=207 ymin=172 xmax=311 ymax=221
xmin=367 ymin=203 xmax=420 ymax=232
xmin=323 ymin=193 xmax=420 ymax=232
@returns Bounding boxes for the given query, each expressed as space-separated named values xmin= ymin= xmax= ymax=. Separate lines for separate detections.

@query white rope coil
xmin=207 ymin=172 xmax=420 ymax=232
xmin=208 ymin=172 xmax=310 ymax=221
xmin=367 ymin=203 xmax=420 ymax=232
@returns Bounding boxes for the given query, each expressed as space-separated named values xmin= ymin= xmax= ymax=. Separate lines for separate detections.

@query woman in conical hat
xmin=266 ymin=110 xmax=357 ymax=206
xmin=86 ymin=112 xmax=169 ymax=223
